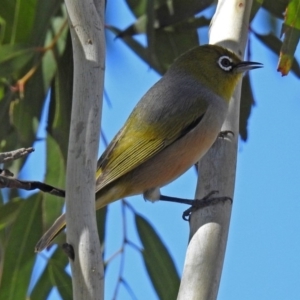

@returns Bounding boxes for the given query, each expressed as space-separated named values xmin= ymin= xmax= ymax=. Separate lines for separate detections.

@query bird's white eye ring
xmin=218 ymin=56 xmax=233 ymax=71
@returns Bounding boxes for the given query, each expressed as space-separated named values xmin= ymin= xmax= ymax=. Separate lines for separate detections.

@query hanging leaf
xmin=0 ymin=199 xmax=23 ymax=230
xmin=1 ymin=0 xmax=38 ymax=44
xmin=0 ymin=194 xmax=43 ymax=300
xmin=240 ymin=74 xmax=256 ymax=141
xmin=0 ymin=2 xmax=68 ymax=167
xmin=135 ymin=214 xmax=180 ymax=300
xmin=48 ymin=32 xmax=73 ymax=163
xmin=262 ymin=0 xmax=290 ymax=19
xmin=107 ymin=25 xmax=163 ymax=73
xmin=110 ymin=23 xmax=199 ymax=75
xmin=30 ymin=247 xmax=70 ymax=300
xmin=123 ymin=0 xmax=213 ymax=34
xmin=41 ymin=134 xmax=65 ymax=233
xmin=148 ymin=27 xmax=199 ymax=73
xmin=254 ymin=32 xmax=300 ymax=77
xmin=0 ymin=45 xmax=36 ymax=78
xmin=250 ymin=0 xmax=264 ymax=21
xmin=278 ymin=0 xmax=300 ymax=76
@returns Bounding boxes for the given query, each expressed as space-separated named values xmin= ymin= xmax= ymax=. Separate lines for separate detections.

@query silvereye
xmin=35 ymin=44 xmax=262 ymax=252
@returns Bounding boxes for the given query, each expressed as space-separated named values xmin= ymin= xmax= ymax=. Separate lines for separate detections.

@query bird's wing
xmin=96 ymin=94 xmax=209 ymax=191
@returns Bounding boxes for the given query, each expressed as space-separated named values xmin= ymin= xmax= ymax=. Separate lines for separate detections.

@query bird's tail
xmin=35 ymin=213 xmax=66 ymax=253
xmin=35 ymin=182 xmax=125 ymax=252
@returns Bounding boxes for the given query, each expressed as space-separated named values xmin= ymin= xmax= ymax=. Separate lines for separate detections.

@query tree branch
xmin=0 ymin=147 xmax=34 ymax=163
xmin=0 ymin=147 xmax=65 ymax=197
xmin=0 ymin=174 xmax=65 ymax=197
xmin=63 ymin=0 xmax=105 ymax=298
xmin=177 ymin=1 xmax=253 ymax=299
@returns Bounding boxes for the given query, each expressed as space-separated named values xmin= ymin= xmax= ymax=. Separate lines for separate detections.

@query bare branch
xmin=0 ymin=174 xmax=65 ymax=197
xmin=63 ymin=0 xmax=105 ymax=298
xmin=178 ymin=1 xmax=254 ymax=299
xmin=0 ymin=147 xmax=34 ymax=163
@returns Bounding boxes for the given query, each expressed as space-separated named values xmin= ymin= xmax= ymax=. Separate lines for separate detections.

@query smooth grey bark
xmin=64 ymin=0 xmax=105 ymax=299
xmin=177 ymin=1 xmax=253 ymax=299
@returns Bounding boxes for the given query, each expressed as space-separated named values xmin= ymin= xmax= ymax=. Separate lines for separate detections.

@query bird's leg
xmin=159 ymin=191 xmax=232 ymax=221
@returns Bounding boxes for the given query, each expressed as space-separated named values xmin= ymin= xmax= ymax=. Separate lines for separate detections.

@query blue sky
xmin=29 ymin=1 xmax=300 ymax=299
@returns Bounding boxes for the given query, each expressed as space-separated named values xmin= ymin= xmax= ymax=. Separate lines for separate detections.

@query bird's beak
xmin=235 ymin=61 xmax=263 ymax=73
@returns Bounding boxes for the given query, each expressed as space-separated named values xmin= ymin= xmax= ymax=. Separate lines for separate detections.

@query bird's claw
xmin=182 ymin=192 xmax=232 ymax=221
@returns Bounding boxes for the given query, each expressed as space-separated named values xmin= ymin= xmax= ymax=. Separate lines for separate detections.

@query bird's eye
xmin=218 ymin=56 xmax=233 ymax=71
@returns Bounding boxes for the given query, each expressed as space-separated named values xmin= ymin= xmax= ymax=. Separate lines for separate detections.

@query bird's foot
xmin=182 ymin=191 xmax=232 ymax=221
xmin=159 ymin=191 xmax=232 ymax=221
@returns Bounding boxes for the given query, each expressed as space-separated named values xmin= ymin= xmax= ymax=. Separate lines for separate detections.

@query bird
xmin=35 ymin=44 xmax=262 ymax=252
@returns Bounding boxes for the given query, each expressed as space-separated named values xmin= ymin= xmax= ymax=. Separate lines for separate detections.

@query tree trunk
xmin=64 ymin=0 xmax=105 ymax=299
xmin=177 ymin=1 xmax=253 ymax=299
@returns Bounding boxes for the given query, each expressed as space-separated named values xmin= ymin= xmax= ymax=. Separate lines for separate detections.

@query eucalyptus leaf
xmin=135 ymin=214 xmax=180 ymax=300
xmin=0 ymin=194 xmax=42 ymax=300
xmin=240 ymin=74 xmax=255 ymax=141
xmin=0 ymin=199 xmax=23 ymax=230
xmin=30 ymin=247 xmax=70 ymax=300
xmin=254 ymin=32 xmax=300 ymax=77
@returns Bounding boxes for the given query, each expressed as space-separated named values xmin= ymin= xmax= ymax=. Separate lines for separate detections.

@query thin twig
xmin=112 ymin=200 xmax=127 ymax=300
xmin=126 ymin=240 xmax=142 ymax=253
xmin=120 ymin=278 xmax=139 ymax=300
xmin=0 ymin=175 xmax=65 ymax=197
xmin=111 ymin=199 xmax=143 ymax=299
xmin=0 ymin=147 xmax=34 ymax=163
xmin=10 ymin=20 xmax=68 ymax=96
xmin=122 ymin=199 xmax=136 ymax=214
xmin=104 ymin=248 xmax=123 ymax=266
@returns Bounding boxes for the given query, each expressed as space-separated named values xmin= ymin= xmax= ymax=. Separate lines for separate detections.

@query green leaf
xmin=0 ymin=44 xmax=36 ymax=78
xmin=41 ymin=134 xmax=65 ymax=232
xmin=254 ymin=32 xmax=300 ymax=77
xmin=1 ymin=0 xmax=38 ymax=44
xmin=30 ymin=264 xmax=53 ymax=300
xmin=135 ymin=214 xmax=180 ymax=300
xmin=0 ymin=190 xmax=3 ymax=204
xmin=168 ymin=15 xmax=210 ymax=31
xmin=125 ymin=0 xmax=147 ymax=17
xmin=107 ymin=25 xmax=163 ymax=73
xmin=278 ymin=0 xmax=300 ymax=75
xmin=0 ymin=194 xmax=43 ymax=300
xmin=262 ymin=0 xmax=290 ymax=19
xmin=254 ymin=32 xmax=282 ymax=54
xmin=30 ymin=247 xmax=70 ymax=300
xmin=41 ymin=16 xmax=69 ymax=88
xmin=0 ymin=199 xmax=23 ymax=230
xmin=117 ymin=1 xmax=210 ymax=39
xmin=0 ymin=7 xmax=68 ymax=169
xmin=154 ymin=0 xmax=213 ymax=28
xmin=51 ymin=259 xmax=72 ymax=300
xmin=96 ymin=206 xmax=107 ymax=250
xmin=39 ymin=34 xmax=73 ymax=244
xmin=10 ymin=78 xmax=43 ymax=146
xmin=250 ymin=0 xmax=264 ymax=21
xmin=284 ymin=0 xmax=300 ymax=29
xmin=0 ymin=91 xmax=14 ymax=149
xmin=278 ymin=24 xmax=300 ymax=75
xmin=30 ymin=0 xmax=64 ymax=46
xmin=146 ymin=0 xmax=156 ymax=63
xmin=149 ymin=25 xmax=199 ymax=73
xmin=48 ymin=32 xmax=73 ymax=163
xmin=110 ymin=23 xmax=199 ymax=75
xmin=125 ymin=0 xmax=213 ymax=26
xmin=240 ymin=74 xmax=255 ymax=141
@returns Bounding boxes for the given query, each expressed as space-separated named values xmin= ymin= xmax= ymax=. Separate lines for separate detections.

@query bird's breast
xmin=122 ymin=93 xmax=228 ymax=195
